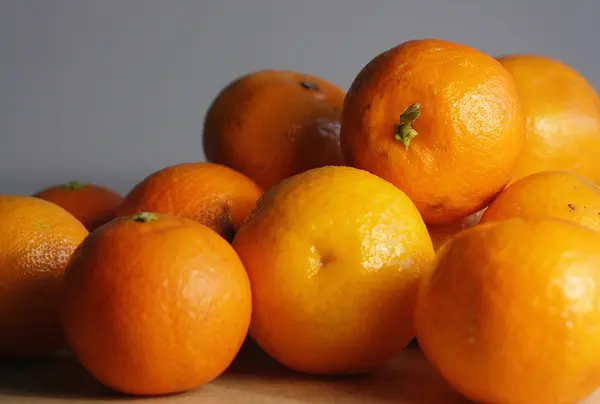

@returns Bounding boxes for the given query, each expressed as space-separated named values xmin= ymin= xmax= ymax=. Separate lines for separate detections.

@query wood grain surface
xmin=1 ymin=341 xmax=599 ymax=403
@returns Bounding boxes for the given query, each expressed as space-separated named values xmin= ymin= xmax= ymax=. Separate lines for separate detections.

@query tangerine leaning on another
xmin=203 ymin=70 xmax=346 ymax=190
xmin=117 ymin=162 xmax=262 ymax=241
xmin=415 ymin=218 xmax=600 ymax=404
xmin=341 ymin=38 xmax=525 ymax=225
xmin=427 ymin=208 xmax=486 ymax=250
xmin=0 ymin=195 xmax=88 ymax=357
xmin=480 ymin=170 xmax=600 ymax=231
xmin=34 ymin=180 xmax=123 ymax=231
xmin=62 ymin=212 xmax=252 ymax=396
xmin=497 ymin=54 xmax=600 ymax=185
xmin=232 ymin=165 xmax=435 ymax=375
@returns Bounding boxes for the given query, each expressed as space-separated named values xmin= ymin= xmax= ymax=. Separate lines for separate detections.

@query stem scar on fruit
xmin=394 ymin=104 xmax=421 ymax=149
xmin=64 ymin=180 xmax=84 ymax=190
xmin=131 ymin=212 xmax=158 ymax=223
xmin=299 ymin=81 xmax=320 ymax=91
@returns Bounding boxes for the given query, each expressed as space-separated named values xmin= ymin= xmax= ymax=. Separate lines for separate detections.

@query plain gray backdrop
xmin=2 ymin=0 xmax=599 ymax=195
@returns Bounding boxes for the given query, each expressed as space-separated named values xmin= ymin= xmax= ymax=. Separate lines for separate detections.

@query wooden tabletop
xmin=1 ymin=342 xmax=599 ymax=403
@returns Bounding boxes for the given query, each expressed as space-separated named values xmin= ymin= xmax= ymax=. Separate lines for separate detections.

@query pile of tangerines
xmin=2 ymin=38 xmax=600 ymax=404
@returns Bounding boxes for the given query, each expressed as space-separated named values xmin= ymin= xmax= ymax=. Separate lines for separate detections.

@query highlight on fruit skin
xmin=232 ymin=165 xmax=435 ymax=376
xmin=62 ymin=212 xmax=252 ymax=396
xmin=34 ymin=181 xmax=123 ymax=231
xmin=340 ymin=38 xmax=525 ymax=225
xmin=497 ymin=53 xmax=600 ymax=185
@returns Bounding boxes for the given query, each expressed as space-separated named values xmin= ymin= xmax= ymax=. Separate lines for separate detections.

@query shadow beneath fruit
xmin=0 ymin=354 xmax=121 ymax=400
xmin=0 ymin=338 xmax=470 ymax=403
xmin=0 ymin=354 xmax=211 ymax=402
xmin=228 ymin=339 xmax=470 ymax=404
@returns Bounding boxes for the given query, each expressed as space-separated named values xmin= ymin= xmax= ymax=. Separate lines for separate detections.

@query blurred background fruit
xmin=62 ymin=212 xmax=252 ymax=395
xmin=233 ymin=165 xmax=435 ymax=375
xmin=34 ymin=181 xmax=122 ymax=231
xmin=203 ymin=70 xmax=346 ymax=190
xmin=416 ymin=218 xmax=600 ymax=404
xmin=341 ymin=39 xmax=525 ymax=225
xmin=0 ymin=195 xmax=88 ymax=358
xmin=480 ymin=170 xmax=600 ymax=231
xmin=497 ymin=54 xmax=600 ymax=185
xmin=117 ymin=162 xmax=262 ymax=242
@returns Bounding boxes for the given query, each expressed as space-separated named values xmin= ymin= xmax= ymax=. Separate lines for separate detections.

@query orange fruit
xmin=341 ymin=38 xmax=525 ymax=225
xmin=203 ymin=70 xmax=346 ymax=190
xmin=34 ymin=180 xmax=123 ymax=231
xmin=62 ymin=212 xmax=252 ymax=396
xmin=415 ymin=218 xmax=600 ymax=404
xmin=232 ymin=165 xmax=435 ymax=375
xmin=117 ymin=162 xmax=262 ymax=241
xmin=0 ymin=195 xmax=88 ymax=357
xmin=480 ymin=170 xmax=600 ymax=231
xmin=427 ymin=208 xmax=486 ymax=250
xmin=497 ymin=54 xmax=600 ymax=184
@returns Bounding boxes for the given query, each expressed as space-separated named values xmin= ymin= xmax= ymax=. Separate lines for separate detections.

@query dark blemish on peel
xmin=351 ymin=78 xmax=362 ymax=94
xmin=568 ymin=204 xmax=576 ymax=211
xmin=429 ymin=201 xmax=446 ymax=213
xmin=300 ymin=81 xmax=320 ymax=91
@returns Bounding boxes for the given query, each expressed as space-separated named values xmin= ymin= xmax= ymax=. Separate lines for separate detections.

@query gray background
xmin=2 ymin=0 xmax=599 ymax=195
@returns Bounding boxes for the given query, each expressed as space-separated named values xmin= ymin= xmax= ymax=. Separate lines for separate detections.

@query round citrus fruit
xmin=203 ymin=70 xmax=346 ymax=190
xmin=341 ymin=38 xmax=525 ymax=225
xmin=497 ymin=54 xmax=600 ymax=184
xmin=415 ymin=218 xmax=600 ymax=404
xmin=427 ymin=208 xmax=485 ymax=250
xmin=34 ymin=180 xmax=122 ymax=231
xmin=480 ymin=170 xmax=600 ymax=231
xmin=232 ymin=165 xmax=435 ymax=375
xmin=62 ymin=212 xmax=252 ymax=395
xmin=117 ymin=162 xmax=262 ymax=241
xmin=0 ymin=195 xmax=88 ymax=357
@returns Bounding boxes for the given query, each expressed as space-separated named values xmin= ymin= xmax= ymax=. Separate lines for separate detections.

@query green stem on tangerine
xmin=131 ymin=212 xmax=158 ymax=223
xmin=64 ymin=180 xmax=84 ymax=190
xmin=394 ymin=104 xmax=421 ymax=149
